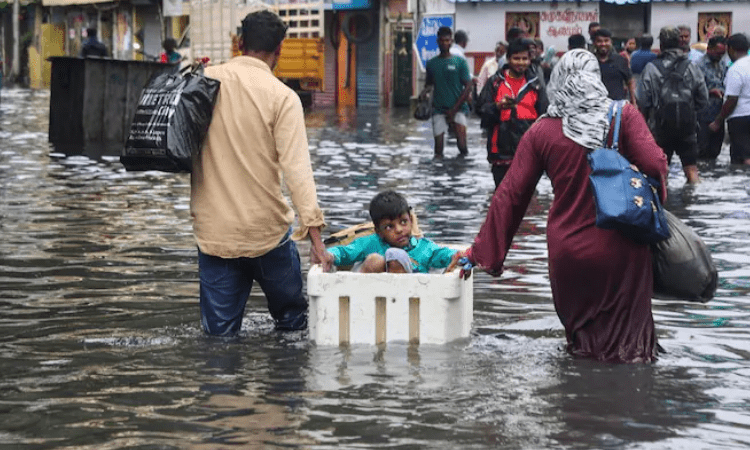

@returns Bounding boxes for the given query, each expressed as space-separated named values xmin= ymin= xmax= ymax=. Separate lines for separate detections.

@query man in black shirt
xmin=80 ymin=28 xmax=108 ymax=58
xmin=593 ymin=28 xmax=636 ymax=105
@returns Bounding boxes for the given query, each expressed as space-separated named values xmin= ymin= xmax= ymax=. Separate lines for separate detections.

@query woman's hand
xmin=447 ymin=249 xmax=475 ymax=280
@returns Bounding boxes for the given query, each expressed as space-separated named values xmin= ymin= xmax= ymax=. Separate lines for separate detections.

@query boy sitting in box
xmin=320 ymin=190 xmax=462 ymax=273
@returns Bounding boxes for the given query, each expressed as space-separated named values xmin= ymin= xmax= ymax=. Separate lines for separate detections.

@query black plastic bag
xmin=413 ymin=92 xmax=431 ymax=121
xmin=121 ymin=65 xmax=220 ymax=172
xmin=652 ymin=210 xmax=718 ymax=302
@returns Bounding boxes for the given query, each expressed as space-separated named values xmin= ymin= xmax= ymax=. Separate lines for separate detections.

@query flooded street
xmin=2 ymin=87 xmax=750 ymax=449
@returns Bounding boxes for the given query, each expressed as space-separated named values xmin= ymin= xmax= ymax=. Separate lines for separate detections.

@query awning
xmin=448 ymin=0 xmax=620 ymax=3
xmin=449 ymin=0 xmax=598 ymax=3
xmin=649 ymin=0 xmax=747 ymax=2
xmin=450 ymin=0 xmax=746 ymax=3
xmin=42 ymin=0 xmax=115 ymax=6
xmin=0 ymin=0 xmax=39 ymax=7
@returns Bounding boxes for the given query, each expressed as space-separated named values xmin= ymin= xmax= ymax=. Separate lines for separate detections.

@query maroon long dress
xmin=471 ymin=104 xmax=668 ymax=363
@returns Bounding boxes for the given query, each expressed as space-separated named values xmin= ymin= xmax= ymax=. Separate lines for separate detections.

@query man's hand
xmin=418 ymin=85 xmax=433 ymax=101
xmin=315 ymin=251 xmax=334 ymax=273
xmin=709 ymin=119 xmax=722 ymax=133
xmin=446 ymin=109 xmax=456 ymax=124
xmin=308 ymin=227 xmax=333 ymax=272
xmin=496 ymin=95 xmax=515 ymax=110
xmin=709 ymin=88 xmax=724 ymax=99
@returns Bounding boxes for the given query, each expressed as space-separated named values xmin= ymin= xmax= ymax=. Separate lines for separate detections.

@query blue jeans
xmin=198 ymin=231 xmax=307 ymax=335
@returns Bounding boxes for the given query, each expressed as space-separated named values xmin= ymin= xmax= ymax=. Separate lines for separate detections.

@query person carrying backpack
xmin=637 ymin=26 xmax=708 ymax=185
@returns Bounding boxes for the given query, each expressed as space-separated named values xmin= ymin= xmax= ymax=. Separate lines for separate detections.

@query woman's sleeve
xmin=619 ymin=103 xmax=668 ymax=202
xmin=470 ymin=122 xmax=545 ymax=275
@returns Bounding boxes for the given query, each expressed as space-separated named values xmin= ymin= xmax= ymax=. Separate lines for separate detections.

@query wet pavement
xmin=1 ymin=87 xmax=750 ymax=449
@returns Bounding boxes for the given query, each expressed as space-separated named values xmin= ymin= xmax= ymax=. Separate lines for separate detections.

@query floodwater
xmin=1 ymin=87 xmax=750 ymax=449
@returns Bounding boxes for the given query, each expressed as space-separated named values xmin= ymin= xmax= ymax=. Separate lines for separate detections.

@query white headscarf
xmin=545 ymin=49 xmax=613 ymax=149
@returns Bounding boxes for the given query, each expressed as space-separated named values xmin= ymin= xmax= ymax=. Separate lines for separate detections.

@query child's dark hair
xmin=369 ymin=190 xmax=410 ymax=227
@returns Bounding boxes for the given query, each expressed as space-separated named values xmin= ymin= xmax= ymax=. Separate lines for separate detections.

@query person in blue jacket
xmin=322 ymin=190 xmax=462 ymax=274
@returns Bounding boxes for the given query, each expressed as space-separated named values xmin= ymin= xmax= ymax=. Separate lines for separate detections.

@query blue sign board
xmin=413 ymin=15 xmax=454 ymax=71
xmin=331 ymin=0 xmax=372 ymax=10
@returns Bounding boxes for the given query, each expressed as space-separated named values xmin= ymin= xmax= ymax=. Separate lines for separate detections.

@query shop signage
xmin=414 ymin=15 xmax=454 ymax=71
xmin=332 ymin=0 xmax=372 ymax=11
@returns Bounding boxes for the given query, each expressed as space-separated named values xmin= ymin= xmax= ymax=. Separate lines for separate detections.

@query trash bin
xmin=48 ymin=57 xmax=174 ymax=157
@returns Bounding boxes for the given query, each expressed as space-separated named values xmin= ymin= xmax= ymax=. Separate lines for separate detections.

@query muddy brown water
xmin=1 ymin=88 xmax=750 ymax=449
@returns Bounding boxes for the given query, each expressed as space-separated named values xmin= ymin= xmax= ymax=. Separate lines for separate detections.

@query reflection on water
xmin=1 ymin=88 xmax=750 ymax=448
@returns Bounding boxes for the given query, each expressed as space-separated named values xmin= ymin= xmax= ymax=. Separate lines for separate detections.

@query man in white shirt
xmin=678 ymin=25 xmax=704 ymax=63
xmin=450 ymin=30 xmax=471 ymax=73
xmin=710 ymin=34 xmax=750 ymax=165
xmin=476 ymin=40 xmax=507 ymax=94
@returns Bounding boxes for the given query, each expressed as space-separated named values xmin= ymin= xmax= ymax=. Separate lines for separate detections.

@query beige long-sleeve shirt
xmin=190 ymin=56 xmax=325 ymax=258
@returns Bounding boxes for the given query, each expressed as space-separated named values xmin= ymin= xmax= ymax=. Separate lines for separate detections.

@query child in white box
xmin=321 ymin=190 xmax=462 ymax=273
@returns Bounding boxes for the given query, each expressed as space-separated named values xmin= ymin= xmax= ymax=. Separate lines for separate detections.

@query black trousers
xmin=728 ymin=116 xmax=750 ymax=164
xmin=697 ymin=120 xmax=725 ymax=160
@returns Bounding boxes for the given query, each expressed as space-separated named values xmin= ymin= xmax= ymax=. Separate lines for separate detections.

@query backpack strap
xmin=606 ymin=100 xmax=625 ymax=151
xmin=652 ymin=58 xmax=666 ymax=76
xmin=674 ymin=58 xmax=692 ymax=77
xmin=652 ymin=57 xmax=690 ymax=77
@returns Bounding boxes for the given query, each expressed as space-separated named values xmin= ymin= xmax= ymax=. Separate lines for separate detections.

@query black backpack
xmin=653 ymin=58 xmax=696 ymax=136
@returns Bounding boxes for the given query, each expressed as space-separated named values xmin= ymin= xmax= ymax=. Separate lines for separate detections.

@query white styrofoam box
xmin=307 ymin=265 xmax=473 ymax=345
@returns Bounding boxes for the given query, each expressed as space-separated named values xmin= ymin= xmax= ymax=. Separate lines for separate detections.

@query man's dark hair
xmin=241 ymin=10 xmax=287 ymax=53
xmin=588 ymin=22 xmax=600 ymax=32
xmin=506 ymin=39 xmax=531 ymax=58
xmin=568 ymin=34 xmax=586 ymax=49
xmin=707 ymin=36 xmax=726 ymax=49
xmin=592 ymin=28 xmax=612 ymax=40
xmin=726 ymin=33 xmax=750 ymax=53
xmin=86 ymin=28 xmax=97 ymax=39
xmin=454 ymin=30 xmax=468 ymax=46
xmin=639 ymin=35 xmax=654 ymax=49
xmin=437 ymin=26 xmax=452 ymax=39
xmin=506 ymin=27 xmax=525 ymax=43
xmin=163 ymin=38 xmax=177 ymax=52
xmin=369 ymin=190 xmax=410 ymax=227
xmin=659 ymin=26 xmax=680 ymax=51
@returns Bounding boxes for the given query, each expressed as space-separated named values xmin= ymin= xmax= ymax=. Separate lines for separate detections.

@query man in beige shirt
xmin=191 ymin=10 xmax=329 ymax=335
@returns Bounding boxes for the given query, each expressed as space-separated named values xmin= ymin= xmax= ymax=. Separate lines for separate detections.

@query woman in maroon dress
xmin=458 ymin=49 xmax=668 ymax=363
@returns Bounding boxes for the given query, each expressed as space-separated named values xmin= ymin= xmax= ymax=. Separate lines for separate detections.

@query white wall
xmin=455 ymin=2 xmax=599 ymax=54
xmin=421 ymin=0 xmax=456 ymax=16
xmin=650 ymin=3 xmax=750 ymax=45
xmin=454 ymin=2 xmax=750 ymax=55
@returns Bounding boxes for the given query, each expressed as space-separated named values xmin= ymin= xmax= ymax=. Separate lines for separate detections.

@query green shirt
xmin=426 ymin=55 xmax=471 ymax=115
xmin=327 ymin=234 xmax=457 ymax=273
